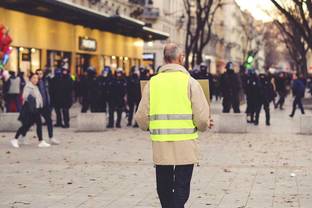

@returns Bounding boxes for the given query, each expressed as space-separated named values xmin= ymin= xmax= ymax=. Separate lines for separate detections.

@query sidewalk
xmin=0 ymin=98 xmax=311 ymax=208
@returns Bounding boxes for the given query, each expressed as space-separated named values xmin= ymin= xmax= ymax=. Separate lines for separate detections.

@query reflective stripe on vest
xmin=150 ymin=128 xmax=197 ymax=135
xmin=149 ymin=114 xmax=193 ymax=121
xmin=149 ymin=71 xmax=198 ymax=142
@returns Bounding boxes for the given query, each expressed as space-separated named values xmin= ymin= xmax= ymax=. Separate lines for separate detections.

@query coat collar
xmin=158 ymin=64 xmax=190 ymax=75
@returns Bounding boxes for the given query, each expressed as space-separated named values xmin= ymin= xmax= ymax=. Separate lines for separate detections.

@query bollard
xmin=215 ymin=113 xmax=247 ymax=133
xmin=76 ymin=113 xmax=107 ymax=132
xmin=299 ymin=115 xmax=312 ymax=135
xmin=0 ymin=113 xmax=20 ymax=132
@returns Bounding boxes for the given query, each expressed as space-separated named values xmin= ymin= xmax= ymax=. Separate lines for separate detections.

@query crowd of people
xmin=0 ymin=61 xmax=311 ymax=147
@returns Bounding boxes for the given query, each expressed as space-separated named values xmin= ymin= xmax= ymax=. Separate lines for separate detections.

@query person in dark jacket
xmin=255 ymin=73 xmax=275 ymax=126
xmin=275 ymin=72 xmax=287 ymax=110
xmin=127 ymin=66 xmax=141 ymax=127
xmin=220 ymin=61 xmax=242 ymax=113
xmin=12 ymin=73 xmax=51 ymax=148
xmin=5 ymin=71 xmax=22 ymax=112
xmin=107 ymin=68 xmax=127 ymax=128
xmin=35 ymin=69 xmax=60 ymax=145
xmin=96 ymin=66 xmax=113 ymax=113
xmin=80 ymin=67 xmax=98 ymax=113
xmin=50 ymin=68 xmax=73 ymax=128
xmin=289 ymin=73 xmax=305 ymax=117
xmin=245 ymin=69 xmax=260 ymax=123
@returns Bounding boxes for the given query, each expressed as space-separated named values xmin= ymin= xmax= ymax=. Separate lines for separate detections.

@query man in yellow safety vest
xmin=135 ymin=43 xmax=212 ymax=208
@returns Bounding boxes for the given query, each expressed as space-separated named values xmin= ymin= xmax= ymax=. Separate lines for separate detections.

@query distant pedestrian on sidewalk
xmin=11 ymin=73 xmax=51 ymax=148
xmin=135 ymin=43 xmax=212 ymax=208
xmin=36 ymin=69 xmax=60 ymax=145
xmin=289 ymin=73 xmax=305 ymax=117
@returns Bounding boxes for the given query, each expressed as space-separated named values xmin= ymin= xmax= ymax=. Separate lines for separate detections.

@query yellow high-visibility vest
xmin=149 ymin=71 xmax=198 ymax=142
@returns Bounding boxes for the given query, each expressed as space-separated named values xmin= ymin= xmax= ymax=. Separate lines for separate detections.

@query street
xmin=0 ymin=99 xmax=311 ymax=208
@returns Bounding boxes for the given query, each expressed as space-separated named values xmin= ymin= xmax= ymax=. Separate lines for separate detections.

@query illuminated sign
xmin=79 ymin=37 xmax=97 ymax=51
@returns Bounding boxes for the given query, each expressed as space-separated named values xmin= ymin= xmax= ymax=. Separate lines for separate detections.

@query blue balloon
xmin=2 ymin=53 xmax=9 ymax=65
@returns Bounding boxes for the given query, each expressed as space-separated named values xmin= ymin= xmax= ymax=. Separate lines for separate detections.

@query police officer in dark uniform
xmin=127 ymin=66 xmax=141 ymax=127
xmin=80 ymin=67 xmax=98 ymax=113
xmin=255 ymin=73 xmax=274 ymax=126
xmin=107 ymin=68 xmax=127 ymax=128
xmin=220 ymin=62 xmax=242 ymax=113
xmin=96 ymin=66 xmax=112 ymax=113
xmin=245 ymin=69 xmax=260 ymax=123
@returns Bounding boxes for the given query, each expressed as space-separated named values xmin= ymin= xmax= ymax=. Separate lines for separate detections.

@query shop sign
xmin=79 ymin=37 xmax=97 ymax=52
xmin=143 ymin=53 xmax=155 ymax=60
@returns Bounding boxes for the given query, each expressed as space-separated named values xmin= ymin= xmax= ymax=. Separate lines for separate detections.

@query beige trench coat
xmin=135 ymin=64 xmax=210 ymax=165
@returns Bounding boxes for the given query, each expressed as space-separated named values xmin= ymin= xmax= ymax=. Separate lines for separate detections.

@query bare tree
xmin=270 ymin=0 xmax=312 ymax=49
xmin=274 ymin=18 xmax=309 ymax=75
xmin=183 ymin=0 xmax=223 ymax=69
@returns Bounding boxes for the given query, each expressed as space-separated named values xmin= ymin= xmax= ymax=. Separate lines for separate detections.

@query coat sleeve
xmin=189 ymin=77 xmax=210 ymax=132
xmin=134 ymin=82 xmax=150 ymax=131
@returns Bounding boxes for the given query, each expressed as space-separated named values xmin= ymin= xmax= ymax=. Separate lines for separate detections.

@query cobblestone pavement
xmin=0 ymin=99 xmax=311 ymax=208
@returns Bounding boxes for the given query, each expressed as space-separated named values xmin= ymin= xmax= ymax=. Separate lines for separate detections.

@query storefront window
xmin=12 ymin=47 xmax=42 ymax=74
xmin=47 ymin=50 xmax=71 ymax=72
xmin=6 ymin=47 xmax=18 ymax=72
xmin=76 ymin=53 xmax=91 ymax=77
xmin=31 ymin=48 xmax=40 ymax=71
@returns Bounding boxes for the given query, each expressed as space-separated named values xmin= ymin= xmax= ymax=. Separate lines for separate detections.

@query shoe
xmin=254 ymin=121 xmax=259 ymax=126
xmin=11 ymin=139 xmax=19 ymax=148
xmin=116 ymin=124 xmax=121 ymax=128
xmin=266 ymin=122 xmax=270 ymax=126
xmin=127 ymin=123 xmax=131 ymax=127
xmin=50 ymin=138 xmax=60 ymax=145
xmin=62 ymin=124 xmax=70 ymax=129
xmin=106 ymin=124 xmax=114 ymax=128
xmin=38 ymin=140 xmax=51 ymax=148
xmin=19 ymin=136 xmax=28 ymax=145
xmin=289 ymin=114 xmax=294 ymax=118
xmin=54 ymin=124 xmax=62 ymax=127
xmin=133 ymin=123 xmax=139 ymax=128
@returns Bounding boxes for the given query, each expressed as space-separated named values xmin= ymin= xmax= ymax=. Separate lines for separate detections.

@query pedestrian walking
xmin=35 ymin=69 xmax=60 ymax=145
xmin=275 ymin=72 xmax=287 ymax=110
xmin=220 ymin=61 xmax=242 ymax=113
xmin=135 ymin=43 xmax=212 ymax=208
xmin=255 ymin=73 xmax=274 ymax=126
xmin=11 ymin=73 xmax=51 ymax=148
xmin=289 ymin=73 xmax=305 ymax=117
xmin=245 ymin=69 xmax=259 ymax=123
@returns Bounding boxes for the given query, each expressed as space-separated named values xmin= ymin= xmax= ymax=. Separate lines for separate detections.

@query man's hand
xmin=208 ymin=118 xmax=214 ymax=129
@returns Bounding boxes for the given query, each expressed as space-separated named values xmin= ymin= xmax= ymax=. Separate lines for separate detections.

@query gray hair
xmin=163 ymin=43 xmax=183 ymax=63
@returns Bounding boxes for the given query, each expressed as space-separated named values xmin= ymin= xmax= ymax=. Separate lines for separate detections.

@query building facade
xmin=0 ymin=0 xmax=168 ymax=76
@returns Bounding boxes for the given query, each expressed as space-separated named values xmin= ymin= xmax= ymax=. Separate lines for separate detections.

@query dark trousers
xmin=290 ymin=96 xmax=305 ymax=116
xmin=81 ymin=98 xmax=97 ymax=113
xmin=40 ymin=107 xmax=53 ymax=138
xmin=156 ymin=165 xmax=194 ymax=208
xmin=15 ymin=112 xmax=43 ymax=141
xmin=275 ymin=91 xmax=286 ymax=109
xmin=55 ymin=107 xmax=70 ymax=126
xmin=6 ymin=94 xmax=22 ymax=112
xmin=108 ymin=102 xmax=123 ymax=127
xmin=127 ymin=101 xmax=139 ymax=125
xmin=222 ymin=96 xmax=240 ymax=113
xmin=255 ymin=101 xmax=270 ymax=124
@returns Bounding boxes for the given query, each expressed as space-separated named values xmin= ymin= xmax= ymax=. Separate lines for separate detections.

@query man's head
xmin=35 ymin=69 xmax=43 ymax=80
xmin=163 ymin=43 xmax=185 ymax=65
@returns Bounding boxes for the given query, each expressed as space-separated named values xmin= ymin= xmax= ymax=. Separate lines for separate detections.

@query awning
xmin=0 ymin=0 xmax=169 ymax=41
